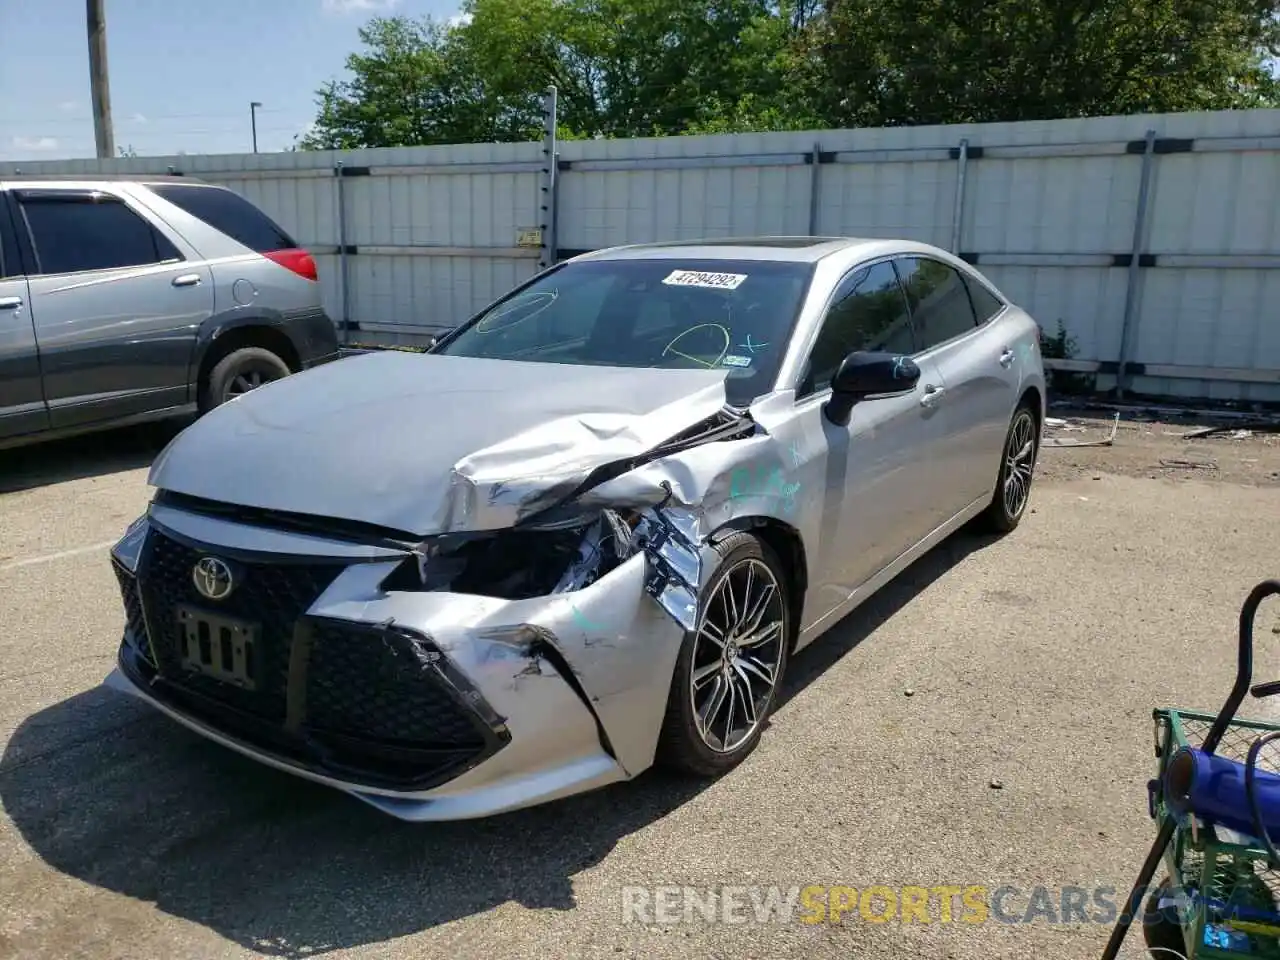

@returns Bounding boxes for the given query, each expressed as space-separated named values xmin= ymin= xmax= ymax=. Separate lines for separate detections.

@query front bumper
xmin=106 ymin=502 xmax=688 ymax=821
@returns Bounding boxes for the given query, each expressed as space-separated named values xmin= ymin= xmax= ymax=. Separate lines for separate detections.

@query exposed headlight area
xmin=380 ymin=508 xmax=643 ymax=599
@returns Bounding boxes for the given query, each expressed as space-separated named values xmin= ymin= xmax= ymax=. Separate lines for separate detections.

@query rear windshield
xmin=147 ymin=183 xmax=297 ymax=253
xmin=435 ymin=257 xmax=814 ymax=406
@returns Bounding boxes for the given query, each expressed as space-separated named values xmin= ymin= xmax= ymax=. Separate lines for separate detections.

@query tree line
xmin=300 ymin=0 xmax=1280 ymax=149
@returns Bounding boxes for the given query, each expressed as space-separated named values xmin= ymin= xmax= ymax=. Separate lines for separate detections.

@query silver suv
xmin=0 ymin=176 xmax=339 ymax=450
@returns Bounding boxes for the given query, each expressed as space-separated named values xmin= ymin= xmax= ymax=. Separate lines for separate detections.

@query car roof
xmin=0 ymin=174 xmax=208 ymax=187
xmin=570 ymin=236 xmax=938 ymax=264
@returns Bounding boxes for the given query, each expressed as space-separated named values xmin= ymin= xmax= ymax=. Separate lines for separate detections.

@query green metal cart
xmin=1147 ymin=708 xmax=1280 ymax=957
xmin=1102 ymin=579 xmax=1280 ymax=960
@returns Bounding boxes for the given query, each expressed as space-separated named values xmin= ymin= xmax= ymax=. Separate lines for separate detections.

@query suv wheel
xmin=202 ymin=347 xmax=291 ymax=411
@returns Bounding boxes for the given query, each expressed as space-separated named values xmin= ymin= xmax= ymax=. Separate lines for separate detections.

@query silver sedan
xmin=106 ymin=236 xmax=1046 ymax=821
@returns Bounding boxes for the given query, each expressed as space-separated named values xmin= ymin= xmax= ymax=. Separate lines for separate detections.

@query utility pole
xmin=86 ymin=0 xmax=114 ymax=158
xmin=250 ymin=101 xmax=262 ymax=153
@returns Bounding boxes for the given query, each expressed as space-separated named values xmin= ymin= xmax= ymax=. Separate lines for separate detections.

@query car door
xmin=895 ymin=255 xmax=1019 ymax=519
xmin=14 ymin=186 xmax=214 ymax=430
xmin=796 ymin=258 xmax=949 ymax=613
xmin=0 ymin=191 xmax=47 ymax=441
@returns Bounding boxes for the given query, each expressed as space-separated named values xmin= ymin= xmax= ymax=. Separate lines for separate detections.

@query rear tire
xmin=201 ymin=347 xmax=291 ymax=412
xmin=978 ymin=403 xmax=1039 ymax=534
xmin=656 ymin=532 xmax=791 ymax=777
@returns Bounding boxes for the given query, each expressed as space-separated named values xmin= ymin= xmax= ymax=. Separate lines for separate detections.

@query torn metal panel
xmin=147 ymin=350 xmax=732 ymax=536
xmin=635 ymin=506 xmax=703 ymax=630
xmin=307 ymin=550 xmax=685 ymax=781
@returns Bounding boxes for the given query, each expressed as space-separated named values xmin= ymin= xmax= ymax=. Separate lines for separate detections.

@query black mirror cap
xmin=824 ymin=350 xmax=921 ymax=426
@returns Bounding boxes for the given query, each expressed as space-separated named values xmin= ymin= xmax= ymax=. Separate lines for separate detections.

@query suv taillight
xmin=263 ymin=248 xmax=318 ymax=282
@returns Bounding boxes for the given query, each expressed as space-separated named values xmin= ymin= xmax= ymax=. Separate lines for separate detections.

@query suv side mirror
xmin=823 ymin=350 xmax=921 ymax=426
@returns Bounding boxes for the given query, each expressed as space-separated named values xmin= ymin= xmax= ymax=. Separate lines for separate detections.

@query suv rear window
xmin=147 ymin=183 xmax=297 ymax=253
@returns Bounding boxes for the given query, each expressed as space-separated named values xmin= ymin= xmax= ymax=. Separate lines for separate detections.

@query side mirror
xmin=823 ymin=351 xmax=921 ymax=426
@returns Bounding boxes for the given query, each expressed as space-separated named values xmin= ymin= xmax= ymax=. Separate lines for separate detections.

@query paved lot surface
xmin=2 ymin=414 xmax=1279 ymax=960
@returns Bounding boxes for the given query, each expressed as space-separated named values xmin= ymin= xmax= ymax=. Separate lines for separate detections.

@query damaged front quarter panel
xmin=308 ymin=393 xmax=822 ymax=791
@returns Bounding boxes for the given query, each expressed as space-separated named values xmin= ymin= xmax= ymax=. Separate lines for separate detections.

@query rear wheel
xmin=201 ymin=346 xmax=291 ymax=411
xmin=656 ymin=532 xmax=791 ymax=776
xmin=978 ymin=403 xmax=1039 ymax=533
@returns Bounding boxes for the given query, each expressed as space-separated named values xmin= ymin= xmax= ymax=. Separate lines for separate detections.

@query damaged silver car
xmin=106 ymin=236 xmax=1046 ymax=821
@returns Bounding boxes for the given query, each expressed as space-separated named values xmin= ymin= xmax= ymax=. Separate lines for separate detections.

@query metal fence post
xmin=1116 ymin=129 xmax=1157 ymax=399
xmin=951 ymin=138 xmax=970 ymax=253
xmin=335 ymin=160 xmax=351 ymax=344
xmin=808 ymin=143 xmax=822 ymax=235
xmin=539 ymin=86 xmax=559 ymax=268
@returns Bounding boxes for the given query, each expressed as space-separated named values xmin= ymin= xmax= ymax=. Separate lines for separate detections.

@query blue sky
xmin=0 ymin=0 xmax=464 ymax=161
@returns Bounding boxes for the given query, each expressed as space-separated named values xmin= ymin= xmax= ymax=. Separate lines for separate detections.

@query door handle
xmin=999 ymin=347 xmax=1015 ymax=368
xmin=172 ymin=273 xmax=202 ymax=287
xmin=0 ymin=296 xmax=22 ymax=310
xmin=920 ymin=384 xmax=946 ymax=408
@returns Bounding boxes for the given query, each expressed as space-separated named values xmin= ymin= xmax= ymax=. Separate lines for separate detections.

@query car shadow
xmin=0 ymin=420 xmax=188 ymax=495
xmin=0 ymin=530 xmax=993 ymax=957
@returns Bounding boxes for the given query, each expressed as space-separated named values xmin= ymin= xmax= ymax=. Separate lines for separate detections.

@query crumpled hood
xmin=149 ymin=351 xmax=731 ymax=536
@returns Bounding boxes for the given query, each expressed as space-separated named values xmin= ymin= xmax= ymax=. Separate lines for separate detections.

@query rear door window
xmin=148 ymin=183 xmax=297 ymax=252
xmin=18 ymin=192 xmax=182 ymax=276
xmin=895 ymin=256 xmax=979 ymax=351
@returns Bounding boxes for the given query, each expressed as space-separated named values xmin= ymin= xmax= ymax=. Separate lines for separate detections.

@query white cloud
xmin=12 ymin=136 xmax=59 ymax=152
xmin=446 ymin=12 xmax=472 ymax=27
xmin=129 ymin=112 xmax=147 ymax=124
xmin=321 ymin=0 xmax=401 ymax=12
xmin=58 ymin=100 xmax=79 ymax=113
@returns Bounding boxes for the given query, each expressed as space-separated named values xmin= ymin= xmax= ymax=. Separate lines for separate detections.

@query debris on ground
xmin=1041 ymin=412 xmax=1120 ymax=448
xmin=1036 ymin=405 xmax=1280 ymax=487
xmin=1159 ymin=458 xmax=1219 ymax=471
xmin=1181 ymin=423 xmax=1280 ymax=440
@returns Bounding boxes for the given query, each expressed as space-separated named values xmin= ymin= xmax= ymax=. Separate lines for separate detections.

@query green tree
xmin=303 ymin=0 xmax=1280 ymax=148
xmin=809 ymin=0 xmax=1280 ymax=127
xmin=299 ymin=16 xmax=528 ymax=149
xmin=301 ymin=1 xmax=803 ymax=147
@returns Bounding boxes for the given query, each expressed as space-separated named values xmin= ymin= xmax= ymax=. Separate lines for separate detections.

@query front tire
xmin=656 ymin=532 xmax=791 ymax=777
xmin=201 ymin=346 xmax=291 ymax=412
xmin=979 ymin=403 xmax=1039 ymax=533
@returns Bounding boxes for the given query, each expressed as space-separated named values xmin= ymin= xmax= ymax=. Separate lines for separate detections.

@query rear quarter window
xmin=148 ymin=184 xmax=296 ymax=253
xmin=964 ymin=274 xmax=1006 ymax=323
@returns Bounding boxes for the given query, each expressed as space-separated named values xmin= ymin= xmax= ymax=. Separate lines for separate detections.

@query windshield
xmin=434 ymin=258 xmax=815 ymax=406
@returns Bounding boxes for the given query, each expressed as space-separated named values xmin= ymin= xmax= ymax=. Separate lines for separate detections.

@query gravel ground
xmin=1 ymin=415 xmax=1279 ymax=960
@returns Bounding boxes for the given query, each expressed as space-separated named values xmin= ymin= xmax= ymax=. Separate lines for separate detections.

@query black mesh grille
xmin=112 ymin=560 xmax=151 ymax=662
xmin=122 ymin=527 xmax=507 ymax=789
xmin=306 ymin=622 xmax=486 ymax=747
xmin=138 ymin=529 xmax=345 ymax=722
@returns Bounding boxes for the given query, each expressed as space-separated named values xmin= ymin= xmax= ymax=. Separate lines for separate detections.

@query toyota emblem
xmin=192 ymin=556 xmax=235 ymax=601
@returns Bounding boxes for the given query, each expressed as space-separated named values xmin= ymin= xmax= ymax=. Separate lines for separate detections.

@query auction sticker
xmin=662 ymin=270 xmax=747 ymax=290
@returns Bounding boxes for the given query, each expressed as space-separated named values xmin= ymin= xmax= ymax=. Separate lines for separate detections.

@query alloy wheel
xmin=225 ymin=368 xmax=275 ymax=400
xmin=689 ymin=557 xmax=786 ymax=753
xmin=1003 ymin=410 xmax=1037 ymax=519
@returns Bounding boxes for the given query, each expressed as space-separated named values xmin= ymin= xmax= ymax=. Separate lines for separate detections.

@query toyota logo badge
xmin=192 ymin=556 xmax=235 ymax=601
